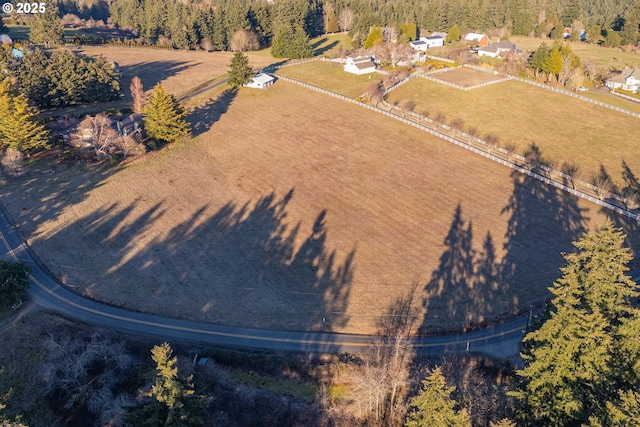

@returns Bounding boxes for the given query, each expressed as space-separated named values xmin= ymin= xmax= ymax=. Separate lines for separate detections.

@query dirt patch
xmin=430 ymin=67 xmax=506 ymax=87
xmin=0 ymin=81 xmax=620 ymax=335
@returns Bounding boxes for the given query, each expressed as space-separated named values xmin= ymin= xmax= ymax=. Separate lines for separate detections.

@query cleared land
xmin=430 ymin=67 xmax=505 ymax=87
xmin=75 ymin=46 xmax=278 ymax=103
xmin=276 ymin=60 xmax=383 ymax=98
xmin=2 ymin=78 xmax=625 ymax=334
xmin=386 ymin=78 xmax=640 ymax=189
xmin=510 ymin=36 xmax=640 ymax=68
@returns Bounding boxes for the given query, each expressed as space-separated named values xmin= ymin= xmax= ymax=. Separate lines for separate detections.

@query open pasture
xmin=386 ymin=78 xmax=640 ymax=190
xmin=76 ymin=46 xmax=278 ymax=102
xmin=275 ymin=60 xmax=382 ymax=98
xmin=1 ymin=80 xmax=624 ymax=335
xmin=430 ymin=67 xmax=505 ymax=87
xmin=510 ymin=36 xmax=640 ymax=69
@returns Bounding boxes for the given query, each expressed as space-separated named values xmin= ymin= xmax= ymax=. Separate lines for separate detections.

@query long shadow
xmin=421 ymin=146 xmax=587 ymax=334
xmin=118 ymin=60 xmax=194 ymax=101
xmin=314 ymin=40 xmax=339 ymax=56
xmin=186 ymin=89 xmax=237 ymax=137
xmin=39 ymin=188 xmax=355 ymax=332
xmin=421 ymin=204 xmax=506 ymax=333
xmin=500 ymin=163 xmax=587 ymax=309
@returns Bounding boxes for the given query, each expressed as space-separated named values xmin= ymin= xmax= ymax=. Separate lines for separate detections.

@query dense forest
xmin=51 ymin=0 xmax=640 ymax=51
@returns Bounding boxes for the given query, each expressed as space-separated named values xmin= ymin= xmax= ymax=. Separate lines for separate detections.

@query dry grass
xmin=430 ymin=68 xmax=505 ymax=86
xmin=75 ymin=46 xmax=278 ymax=101
xmin=1 ymin=80 xmax=623 ymax=335
xmin=510 ymin=36 xmax=640 ymax=69
xmin=386 ymin=78 xmax=640 ymax=189
xmin=276 ymin=60 xmax=383 ymax=98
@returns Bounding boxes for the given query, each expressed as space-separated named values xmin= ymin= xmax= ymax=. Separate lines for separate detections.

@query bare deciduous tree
xmin=229 ymin=28 xmax=260 ymax=52
xmin=364 ymin=81 xmax=383 ymax=104
xmin=0 ymin=149 xmax=24 ymax=177
xmin=338 ymin=8 xmax=355 ymax=32
xmin=200 ymin=37 xmax=214 ymax=52
xmin=130 ymin=76 xmax=146 ymax=114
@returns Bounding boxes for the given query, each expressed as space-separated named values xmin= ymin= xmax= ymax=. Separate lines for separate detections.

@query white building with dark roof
xmin=605 ymin=67 xmax=640 ymax=93
xmin=344 ymin=55 xmax=376 ymax=75
xmin=477 ymin=40 xmax=522 ymax=58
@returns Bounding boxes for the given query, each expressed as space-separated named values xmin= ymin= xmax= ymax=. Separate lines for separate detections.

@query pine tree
xmin=18 ymin=48 xmax=52 ymax=107
xmin=143 ymin=84 xmax=190 ymax=144
xmin=125 ymin=343 xmax=206 ymax=426
xmin=446 ymin=24 xmax=461 ymax=43
xmin=228 ymin=52 xmax=254 ymax=88
xmin=0 ymin=260 xmax=30 ymax=306
xmin=270 ymin=25 xmax=289 ymax=57
xmin=0 ymin=79 xmax=49 ymax=153
xmin=28 ymin=4 xmax=64 ymax=48
xmin=513 ymin=221 xmax=640 ymax=426
xmin=288 ymin=26 xmax=313 ymax=58
xmin=405 ymin=366 xmax=471 ymax=427
xmin=364 ymin=26 xmax=384 ymax=48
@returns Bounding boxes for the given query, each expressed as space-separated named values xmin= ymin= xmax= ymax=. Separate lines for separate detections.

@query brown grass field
xmin=75 ymin=46 xmax=279 ymax=102
xmin=3 ymin=75 xmax=634 ymax=335
xmin=386 ymin=78 xmax=640 ymax=189
xmin=430 ymin=67 xmax=505 ymax=87
xmin=509 ymin=36 xmax=640 ymax=69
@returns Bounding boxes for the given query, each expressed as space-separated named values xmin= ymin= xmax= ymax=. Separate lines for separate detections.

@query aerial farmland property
xmin=1 ymin=1 xmax=640 ymax=424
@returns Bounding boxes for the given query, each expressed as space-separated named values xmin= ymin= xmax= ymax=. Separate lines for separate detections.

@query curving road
xmin=0 ymin=211 xmax=527 ymax=359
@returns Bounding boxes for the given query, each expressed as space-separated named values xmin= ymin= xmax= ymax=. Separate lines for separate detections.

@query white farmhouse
xmin=605 ymin=67 xmax=640 ymax=93
xmin=344 ymin=55 xmax=376 ymax=75
xmin=244 ymin=73 xmax=275 ymax=89
xmin=477 ymin=40 xmax=522 ymax=58
xmin=410 ymin=35 xmax=445 ymax=51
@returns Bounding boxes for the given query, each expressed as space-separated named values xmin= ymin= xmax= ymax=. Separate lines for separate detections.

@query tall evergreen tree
xmin=405 ymin=366 xmax=471 ymax=427
xmin=0 ymin=79 xmax=49 ymax=153
xmin=143 ymin=84 xmax=190 ymax=144
xmin=513 ymin=221 xmax=640 ymax=427
xmin=228 ymin=51 xmax=253 ymax=88
xmin=28 ymin=4 xmax=64 ymax=47
xmin=18 ymin=48 xmax=52 ymax=107
xmin=125 ymin=343 xmax=205 ymax=426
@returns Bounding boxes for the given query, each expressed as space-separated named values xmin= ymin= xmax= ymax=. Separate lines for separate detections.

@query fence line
xmin=610 ymin=90 xmax=640 ymax=104
xmin=273 ymin=73 xmax=640 ymax=222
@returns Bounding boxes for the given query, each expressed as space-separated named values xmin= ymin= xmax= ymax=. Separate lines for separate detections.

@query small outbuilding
xmin=244 ymin=73 xmax=276 ymax=89
xmin=410 ymin=35 xmax=445 ymax=51
xmin=464 ymin=33 xmax=490 ymax=47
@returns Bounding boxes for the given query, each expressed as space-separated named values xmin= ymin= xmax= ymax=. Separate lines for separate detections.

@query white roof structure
xmin=244 ymin=73 xmax=275 ymax=89
xmin=464 ymin=33 xmax=487 ymax=41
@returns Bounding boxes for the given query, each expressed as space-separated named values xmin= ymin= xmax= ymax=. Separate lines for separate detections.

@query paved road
xmin=0 ymin=211 xmax=526 ymax=359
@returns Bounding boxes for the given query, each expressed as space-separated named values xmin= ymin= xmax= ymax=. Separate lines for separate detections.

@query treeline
xmin=101 ymin=0 xmax=639 ymax=52
xmin=0 ymin=47 xmax=120 ymax=107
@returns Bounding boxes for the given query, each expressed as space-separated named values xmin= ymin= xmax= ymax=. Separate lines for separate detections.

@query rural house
xmin=410 ymin=35 xmax=445 ymax=51
xmin=477 ymin=40 xmax=522 ymax=58
xmin=244 ymin=73 xmax=275 ymax=89
xmin=344 ymin=55 xmax=376 ymax=75
xmin=464 ymin=33 xmax=489 ymax=47
xmin=605 ymin=67 xmax=640 ymax=93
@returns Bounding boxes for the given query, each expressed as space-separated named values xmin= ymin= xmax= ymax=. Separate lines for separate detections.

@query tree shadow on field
xmin=47 ymin=188 xmax=355 ymax=336
xmin=314 ymin=41 xmax=339 ymax=56
xmin=421 ymin=204 xmax=508 ymax=333
xmin=421 ymin=150 xmax=587 ymax=334
xmin=119 ymin=60 xmax=194 ymax=101
xmin=500 ymin=160 xmax=587 ymax=309
xmin=186 ymin=89 xmax=237 ymax=137
xmin=0 ymin=161 xmax=115 ymax=235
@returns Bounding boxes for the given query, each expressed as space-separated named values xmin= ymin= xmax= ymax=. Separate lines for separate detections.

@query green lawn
xmin=276 ymin=60 xmax=382 ymax=98
xmin=510 ymin=36 xmax=640 ymax=69
xmin=310 ymin=33 xmax=352 ymax=57
xmin=386 ymin=78 xmax=640 ymax=189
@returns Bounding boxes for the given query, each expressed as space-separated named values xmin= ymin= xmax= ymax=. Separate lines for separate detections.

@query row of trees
xmin=0 ymin=47 xmax=120 ymax=108
xmin=102 ymin=0 xmax=638 ymax=51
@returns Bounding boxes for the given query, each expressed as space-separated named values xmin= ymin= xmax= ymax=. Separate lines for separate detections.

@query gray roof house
xmin=605 ymin=67 xmax=640 ymax=93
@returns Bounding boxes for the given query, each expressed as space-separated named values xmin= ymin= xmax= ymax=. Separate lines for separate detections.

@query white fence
xmin=273 ymin=73 xmax=640 ymax=222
